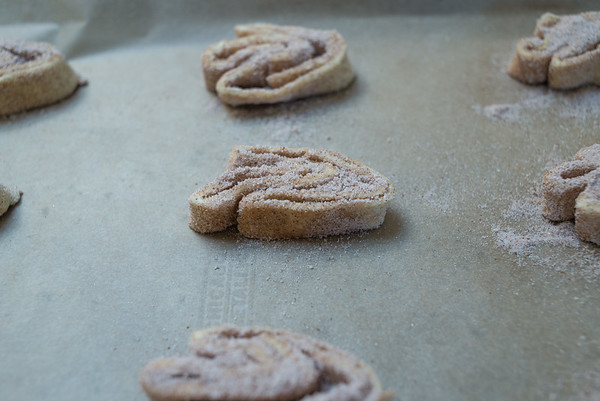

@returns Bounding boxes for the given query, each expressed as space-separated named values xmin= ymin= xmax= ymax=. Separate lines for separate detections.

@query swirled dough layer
xmin=202 ymin=24 xmax=355 ymax=105
xmin=140 ymin=325 xmax=387 ymax=401
xmin=507 ymin=12 xmax=600 ymax=89
xmin=0 ymin=38 xmax=81 ymax=116
xmin=542 ymin=144 xmax=600 ymax=245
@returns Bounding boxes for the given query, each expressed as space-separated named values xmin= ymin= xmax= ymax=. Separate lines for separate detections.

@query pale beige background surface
xmin=1 ymin=1 xmax=600 ymax=400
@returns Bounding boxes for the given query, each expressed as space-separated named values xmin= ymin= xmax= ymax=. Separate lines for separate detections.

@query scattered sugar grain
xmin=491 ymin=192 xmax=600 ymax=281
xmin=474 ymin=87 xmax=600 ymax=125
xmin=493 ymin=222 xmax=580 ymax=256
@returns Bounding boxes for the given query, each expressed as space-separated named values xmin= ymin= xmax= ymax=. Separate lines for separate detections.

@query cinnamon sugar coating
xmin=0 ymin=38 xmax=82 ymax=116
xmin=201 ymin=24 xmax=355 ymax=105
xmin=507 ymin=12 xmax=600 ymax=89
xmin=542 ymin=144 xmax=600 ymax=245
xmin=188 ymin=146 xmax=394 ymax=239
xmin=140 ymin=325 xmax=387 ymax=401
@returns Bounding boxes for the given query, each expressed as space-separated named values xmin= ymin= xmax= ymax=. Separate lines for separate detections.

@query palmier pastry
xmin=0 ymin=38 xmax=82 ymax=116
xmin=140 ymin=325 xmax=387 ymax=401
xmin=201 ymin=24 xmax=355 ymax=105
xmin=575 ymin=170 xmax=600 ymax=245
xmin=0 ymin=185 xmax=21 ymax=216
xmin=507 ymin=12 xmax=600 ymax=89
xmin=188 ymin=146 xmax=394 ymax=239
xmin=542 ymin=144 xmax=600 ymax=245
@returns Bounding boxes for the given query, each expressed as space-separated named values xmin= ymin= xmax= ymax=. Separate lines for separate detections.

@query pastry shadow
xmin=194 ymin=227 xmax=244 ymax=244
xmin=222 ymin=78 xmax=359 ymax=120
xmin=360 ymin=207 xmax=404 ymax=243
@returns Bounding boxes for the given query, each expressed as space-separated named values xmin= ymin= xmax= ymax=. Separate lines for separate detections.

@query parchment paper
xmin=1 ymin=1 xmax=600 ymax=400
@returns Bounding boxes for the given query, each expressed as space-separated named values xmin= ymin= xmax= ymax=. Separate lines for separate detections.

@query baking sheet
xmin=1 ymin=1 xmax=600 ymax=400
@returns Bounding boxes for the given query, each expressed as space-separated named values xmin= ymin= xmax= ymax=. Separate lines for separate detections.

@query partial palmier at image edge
xmin=0 ymin=38 xmax=85 ymax=116
xmin=140 ymin=325 xmax=389 ymax=401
